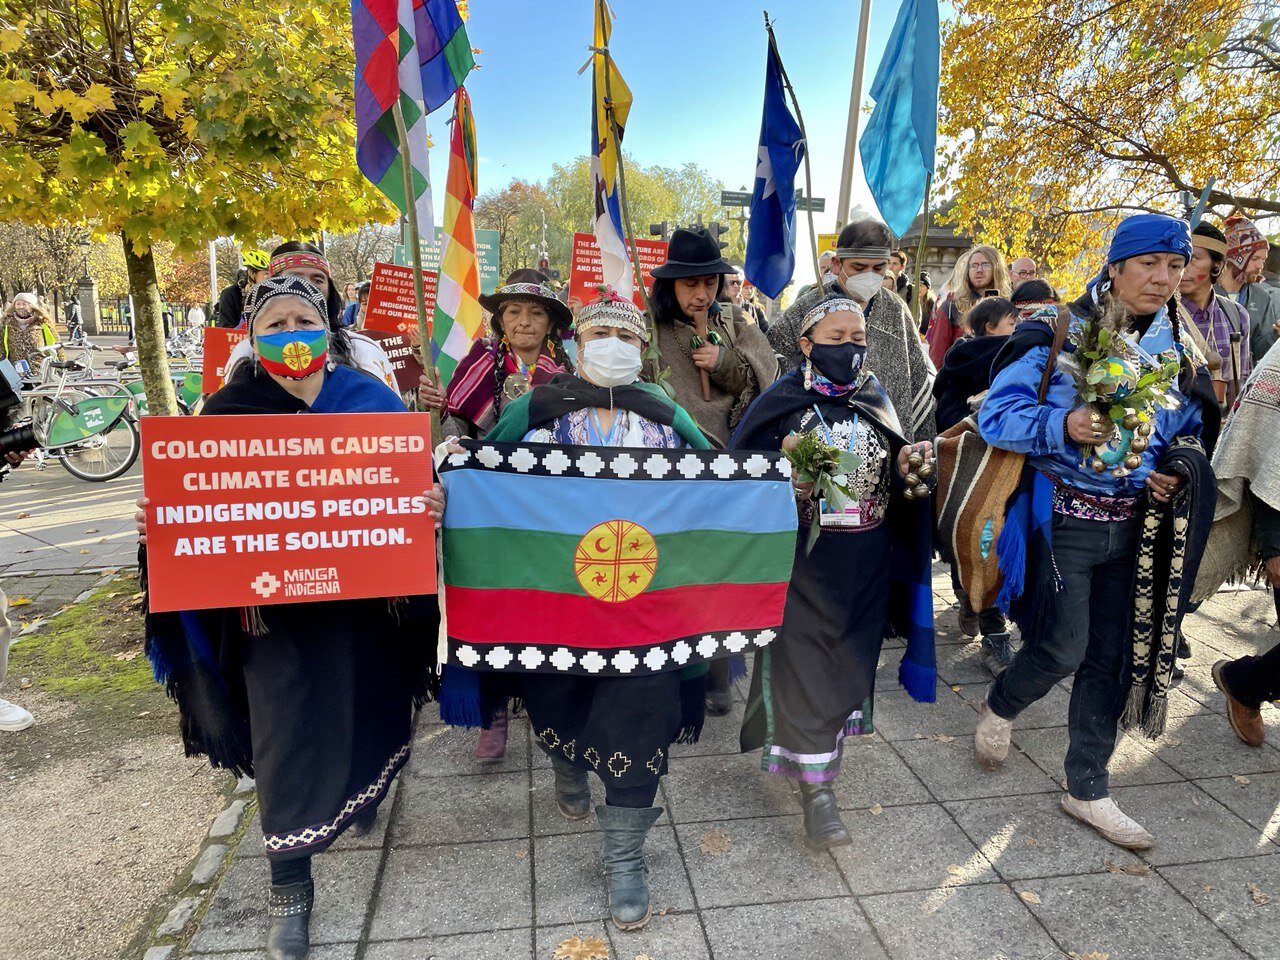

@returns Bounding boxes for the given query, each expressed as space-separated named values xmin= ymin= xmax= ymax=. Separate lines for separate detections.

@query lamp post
xmin=78 ymin=235 xmax=91 ymax=284
xmin=75 ymin=233 xmax=100 ymax=336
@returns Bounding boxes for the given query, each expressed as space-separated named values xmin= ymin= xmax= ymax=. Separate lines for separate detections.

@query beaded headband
xmin=245 ymin=275 xmax=330 ymax=330
xmin=799 ymin=296 xmax=864 ymax=337
xmin=268 ymin=252 xmax=331 ymax=278
xmin=574 ymin=288 xmax=649 ymax=341
xmin=496 ymin=281 xmax=555 ymax=299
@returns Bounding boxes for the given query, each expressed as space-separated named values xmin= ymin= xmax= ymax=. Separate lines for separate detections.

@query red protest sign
xmin=201 ymin=327 xmax=249 ymax=392
xmin=364 ymin=261 xmax=438 ymax=335
xmin=568 ymin=232 xmax=669 ymax=310
xmin=141 ymin=413 xmax=436 ymax=612
xmin=360 ymin=329 xmax=426 ymax=394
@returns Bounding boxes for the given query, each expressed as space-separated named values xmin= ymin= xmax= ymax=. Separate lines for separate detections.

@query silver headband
xmin=834 ymin=246 xmax=892 ymax=260
xmin=799 ymin=297 xmax=864 ymax=337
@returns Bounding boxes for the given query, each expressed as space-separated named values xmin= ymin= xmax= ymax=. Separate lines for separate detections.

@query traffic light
xmin=649 ymin=221 xmax=670 ymax=240
xmin=538 ymin=257 xmax=549 ymax=273
xmin=706 ymin=221 xmax=730 ymax=251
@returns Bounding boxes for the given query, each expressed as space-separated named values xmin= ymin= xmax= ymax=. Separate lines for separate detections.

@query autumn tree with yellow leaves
xmin=0 ymin=1 xmax=390 ymax=413
xmin=938 ymin=0 xmax=1279 ymax=290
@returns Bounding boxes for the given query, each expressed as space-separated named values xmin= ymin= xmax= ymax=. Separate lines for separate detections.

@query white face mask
xmin=839 ymin=270 xmax=884 ymax=305
xmin=579 ymin=335 xmax=643 ymax=387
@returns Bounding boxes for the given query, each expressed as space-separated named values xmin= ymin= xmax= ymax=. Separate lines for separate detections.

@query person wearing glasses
xmin=1010 ymin=257 xmax=1038 ymax=285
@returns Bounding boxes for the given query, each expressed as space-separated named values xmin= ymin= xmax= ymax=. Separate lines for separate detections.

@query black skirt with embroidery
xmin=522 ymin=669 xmax=705 ymax=794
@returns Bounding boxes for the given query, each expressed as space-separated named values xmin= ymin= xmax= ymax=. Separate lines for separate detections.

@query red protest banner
xmin=364 ymin=261 xmax=438 ymax=335
xmin=360 ymin=329 xmax=426 ymax=394
xmin=567 ymin=232 xmax=669 ymax=310
xmin=141 ymin=413 xmax=437 ymax=612
xmin=201 ymin=327 xmax=249 ymax=392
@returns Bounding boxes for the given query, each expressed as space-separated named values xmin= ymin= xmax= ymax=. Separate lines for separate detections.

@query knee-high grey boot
xmin=551 ymin=754 xmax=591 ymax=820
xmin=595 ymin=804 xmax=663 ymax=931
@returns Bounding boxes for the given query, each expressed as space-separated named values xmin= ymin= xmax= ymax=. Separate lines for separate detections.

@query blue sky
xmin=419 ymin=0 xmax=943 ymax=286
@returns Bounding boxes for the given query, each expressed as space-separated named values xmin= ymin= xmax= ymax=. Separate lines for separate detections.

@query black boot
xmin=551 ymin=755 xmax=591 ymax=820
xmin=266 ymin=881 xmax=312 ymax=960
xmin=979 ymin=632 xmax=1016 ymax=676
xmin=597 ymin=804 xmax=663 ymax=931
xmin=348 ymin=805 xmax=378 ymax=838
xmin=798 ymin=781 xmax=851 ymax=850
xmin=706 ymin=658 xmax=733 ymax=717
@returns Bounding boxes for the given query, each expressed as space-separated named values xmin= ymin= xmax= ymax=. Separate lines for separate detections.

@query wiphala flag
xmin=439 ymin=440 xmax=799 ymax=677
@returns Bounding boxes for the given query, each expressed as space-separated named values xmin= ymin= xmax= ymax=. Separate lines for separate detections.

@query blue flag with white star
xmin=745 ymin=32 xmax=805 ymax=300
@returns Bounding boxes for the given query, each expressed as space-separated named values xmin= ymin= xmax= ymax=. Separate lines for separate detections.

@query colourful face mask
xmin=254 ymin=328 xmax=328 ymax=379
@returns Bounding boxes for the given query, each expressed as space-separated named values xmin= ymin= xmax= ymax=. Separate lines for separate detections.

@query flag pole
xmin=391 ymin=97 xmax=442 ymax=439
xmin=912 ymin=172 xmax=932 ymax=330
xmin=765 ymin=13 xmax=822 ymax=288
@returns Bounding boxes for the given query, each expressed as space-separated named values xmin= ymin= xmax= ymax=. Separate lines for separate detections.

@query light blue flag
xmin=745 ymin=32 xmax=805 ymax=300
xmin=859 ymin=0 xmax=940 ymax=238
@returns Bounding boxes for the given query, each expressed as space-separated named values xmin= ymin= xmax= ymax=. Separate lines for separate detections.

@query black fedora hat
xmin=650 ymin=228 xmax=736 ymax=279
xmin=479 ymin=269 xmax=573 ymax=332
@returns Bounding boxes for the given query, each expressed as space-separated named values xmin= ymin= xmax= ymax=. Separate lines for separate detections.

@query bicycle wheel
xmin=59 ymin=411 xmax=141 ymax=482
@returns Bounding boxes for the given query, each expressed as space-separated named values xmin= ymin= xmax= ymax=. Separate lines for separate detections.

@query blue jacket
xmin=978 ymin=306 xmax=1204 ymax=497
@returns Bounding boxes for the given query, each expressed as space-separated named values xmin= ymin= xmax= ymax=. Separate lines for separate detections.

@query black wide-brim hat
xmin=649 ymin=227 xmax=736 ymax=279
xmin=479 ymin=269 xmax=573 ymax=332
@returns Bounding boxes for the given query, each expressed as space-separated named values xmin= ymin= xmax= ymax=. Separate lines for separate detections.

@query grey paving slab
xmin=1109 ymin=782 xmax=1276 ymax=865
xmin=669 ymin=699 xmax=747 ymax=758
xmin=955 ymin=681 xmax=1073 ymax=730
xmin=532 ymin=825 xmax=693 ymax=926
xmin=675 ymin=815 xmax=849 ymax=909
xmin=1012 ymin=726 xmax=1184 ymax=789
xmin=1135 ymin=714 xmax=1280 ymax=780
xmin=391 ymin=770 xmax=530 ymax=845
xmin=1161 ymin=854 xmax=1280 ymax=960
xmin=1011 ymin=872 xmax=1248 ymax=960
xmin=861 ymin=883 xmax=1064 ymax=960
xmin=603 ymin=910 xmax=711 ymax=960
xmin=364 ymin=929 xmax=534 ymax=960
xmin=701 ymin=898 xmax=890 ymax=960
xmin=406 ymin=715 xmax=531 ymax=778
xmin=1194 ymin=772 xmax=1280 ymax=832
xmin=370 ymin=840 xmax=532 ymax=940
xmin=187 ymin=851 xmax=379 ymax=954
xmin=871 ymin=688 xmax=979 ymax=742
xmin=186 ymin=947 xmax=357 ymax=960
xmin=831 ymin=735 xmax=933 ymax=811
xmin=945 ymin=791 xmax=1147 ymax=882
xmin=529 ymin=764 xmax=603 ymax=837
xmin=934 ymin=640 xmax=1005 ymax=686
xmin=661 ymin=751 xmax=797 ymax=824
xmin=893 ymin=736 xmax=1060 ymax=802
xmin=830 ymin=802 xmax=997 ymax=895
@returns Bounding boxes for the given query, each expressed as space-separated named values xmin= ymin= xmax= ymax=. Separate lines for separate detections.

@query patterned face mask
xmin=254 ymin=328 xmax=328 ymax=379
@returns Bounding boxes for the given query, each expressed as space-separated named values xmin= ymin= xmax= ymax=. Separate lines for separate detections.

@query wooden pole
xmin=765 ymin=15 xmax=822 ymax=289
xmin=392 ymin=98 xmax=442 ymax=438
xmin=912 ymin=173 xmax=933 ymax=332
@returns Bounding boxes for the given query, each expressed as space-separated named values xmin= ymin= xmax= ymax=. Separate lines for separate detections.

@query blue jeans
xmin=988 ymin=513 xmax=1137 ymax=801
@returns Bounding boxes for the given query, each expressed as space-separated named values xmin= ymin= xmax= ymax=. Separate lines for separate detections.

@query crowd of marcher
xmin=0 ymin=208 xmax=1268 ymax=960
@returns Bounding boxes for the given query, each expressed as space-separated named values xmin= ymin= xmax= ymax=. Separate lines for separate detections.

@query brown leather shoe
xmin=1213 ymin=660 xmax=1265 ymax=747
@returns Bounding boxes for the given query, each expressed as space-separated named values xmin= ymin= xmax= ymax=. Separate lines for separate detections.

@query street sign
xmin=797 ymin=196 xmax=826 ymax=212
xmin=720 ymin=190 xmax=752 ymax=208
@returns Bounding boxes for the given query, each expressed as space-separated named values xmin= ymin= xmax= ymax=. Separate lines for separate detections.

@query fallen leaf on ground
xmin=79 ymin=548 xmax=89 ymax=554
xmin=946 ymin=864 xmax=964 ymax=876
xmin=636 ymin=955 xmax=653 ymax=960
xmin=1019 ymin=891 xmax=1042 ymax=905
xmin=1233 ymin=775 xmax=1252 ymax=785
xmin=1203 ymin=884 xmax=1214 ymax=893
xmin=927 ymin=733 xmax=956 ymax=743
xmin=553 ymin=936 xmax=610 ymax=960
xmin=514 ymin=848 xmax=527 ymax=859
xmin=1249 ymin=883 xmax=1271 ymax=905
xmin=113 ymin=650 xmax=140 ymax=661
xmin=1068 ymin=952 xmax=1110 ymax=960
xmin=8 ymin=596 xmax=32 ymax=607
xmin=951 ymin=685 xmax=963 ymax=692
xmin=14 ymin=511 xmax=29 ymax=519
xmin=1104 ymin=859 xmax=1150 ymax=876
xmin=700 ymin=827 xmax=731 ymax=856
xmin=870 ymin=803 xmax=884 ymax=815
xmin=1026 ymin=837 xmax=1038 ymax=847
xmin=84 ymin=528 xmax=99 ymax=534
xmin=18 ymin=677 xmax=32 ymax=689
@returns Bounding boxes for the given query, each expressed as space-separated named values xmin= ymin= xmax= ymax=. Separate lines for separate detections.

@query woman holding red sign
xmin=139 ymin=275 xmax=438 ymax=960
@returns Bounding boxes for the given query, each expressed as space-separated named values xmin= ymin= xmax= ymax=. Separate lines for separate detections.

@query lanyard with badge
xmin=811 ymin=404 xmax=870 ymax=529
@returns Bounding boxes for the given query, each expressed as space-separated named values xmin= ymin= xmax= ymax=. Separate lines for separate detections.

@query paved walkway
xmin=180 ymin=577 xmax=1280 ymax=960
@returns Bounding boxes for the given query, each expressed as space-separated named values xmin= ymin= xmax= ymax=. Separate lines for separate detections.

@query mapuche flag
xmin=352 ymin=0 xmax=475 ymax=232
xmin=589 ymin=0 xmax=633 ymax=298
xmin=439 ymin=440 xmax=798 ymax=676
xmin=431 ymin=86 xmax=482 ymax=385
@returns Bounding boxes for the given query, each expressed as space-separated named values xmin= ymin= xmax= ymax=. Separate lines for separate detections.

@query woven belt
xmin=1047 ymin=474 xmax=1139 ymax=522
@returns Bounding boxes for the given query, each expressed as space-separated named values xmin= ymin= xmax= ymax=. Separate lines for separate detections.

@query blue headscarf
xmin=1087 ymin=213 xmax=1193 ymax=293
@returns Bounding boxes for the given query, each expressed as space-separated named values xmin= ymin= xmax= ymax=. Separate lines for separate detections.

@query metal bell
xmin=1130 ymin=437 xmax=1149 ymax=453
xmin=1091 ymin=458 xmax=1108 ymax=473
xmin=904 ymin=472 xmax=920 ymax=487
xmin=1137 ymin=422 xmax=1152 ymax=438
xmin=903 ymin=485 xmax=919 ymax=500
xmin=1122 ymin=413 xmax=1140 ymax=430
xmin=907 ymin=451 xmax=924 ymax=470
xmin=917 ymin=460 xmax=935 ymax=480
xmin=913 ymin=483 xmax=931 ymax=499
xmin=1124 ymin=454 xmax=1142 ymax=470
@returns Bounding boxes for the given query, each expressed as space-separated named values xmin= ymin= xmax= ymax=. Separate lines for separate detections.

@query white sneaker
xmin=1060 ymin=794 xmax=1156 ymax=850
xmin=974 ymin=699 xmax=1012 ymax=770
xmin=0 ymin=697 xmax=33 ymax=732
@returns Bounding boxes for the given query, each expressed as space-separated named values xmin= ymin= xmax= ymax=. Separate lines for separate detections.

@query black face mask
xmin=808 ymin=342 xmax=867 ymax=385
